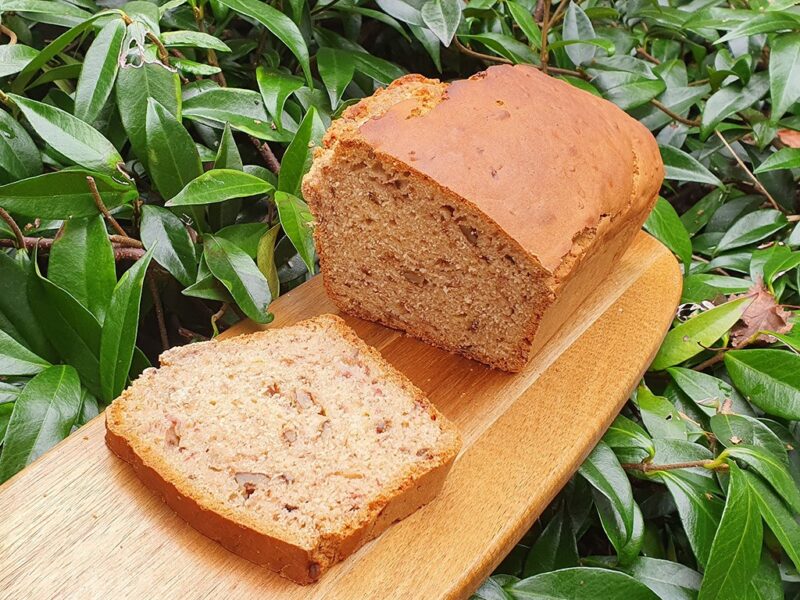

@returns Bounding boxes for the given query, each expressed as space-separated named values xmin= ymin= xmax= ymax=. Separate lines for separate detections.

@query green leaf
xmin=0 ymin=108 xmax=43 ymax=180
xmin=255 ymin=67 xmax=304 ymax=131
xmin=754 ymin=147 xmax=800 ymax=173
xmin=603 ymin=414 xmax=655 ymax=459
xmin=562 ymin=1 xmax=598 ymax=67
xmin=745 ymin=553 xmax=782 ymax=600
xmin=278 ymin=108 xmax=319 ymax=196
xmin=275 ymin=190 xmax=316 ymax=273
xmin=458 ymin=33 xmax=537 ymax=64
xmin=0 ymin=44 xmax=38 ymax=78
xmin=643 ymin=197 xmax=692 ymax=267
xmin=698 ymin=463 xmax=762 ymax=600
xmin=99 ymin=248 xmax=154 ymax=403
xmin=602 ymin=79 xmax=665 ymax=111
xmin=0 ymin=253 xmax=55 ymax=362
xmin=725 ymin=349 xmax=800 ymax=419
xmin=507 ymin=567 xmax=659 ymax=599
xmin=636 ymin=386 xmax=687 ymax=440
xmin=203 ymin=235 xmax=273 ymax=324
xmin=701 ymin=72 xmax=769 ymax=138
xmin=28 ymin=261 xmax=102 ymax=396
xmin=716 ymin=12 xmax=800 ymax=44
xmin=73 ymin=17 xmax=126 ymax=124
xmin=145 ymin=98 xmax=203 ymax=201
xmin=659 ymin=471 xmax=723 ymax=568
xmin=215 ymin=0 xmax=312 ymax=84
xmin=257 ymin=224 xmax=281 ymax=300
xmin=8 ymin=94 xmax=123 ymax=175
xmin=317 ymin=48 xmax=356 ymax=108
xmin=726 ymin=445 xmax=800 ymax=513
xmin=115 ymin=62 xmax=182 ymax=171
xmin=172 ymin=57 xmax=221 ymax=76
xmin=420 ymin=0 xmax=461 ymax=46
xmin=0 ymin=170 xmax=137 ymax=219
xmin=769 ymin=34 xmax=800 ymax=123
xmin=578 ymin=441 xmax=634 ymax=536
xmin=523 ymin=507 xmax=579 ymax=576
xmin=48 ymin=215 xmax=116 ymax=322
xmin=742 ymin=469 xmax=800 ymax=572
xmin=161 ymin=30 xmax=231 ymax=52
xmin=715 ymin=209 xmax=788 ymax=253
xmin=216 ymin=223 xmax=269 ymax=257
xmin=0 ymin=365 xmax=81 ymax=483
xmin=0 ymin=0 xmax=91 ymax=28
xmin=182 ymin=87 xmax=292 ymax=142
xmin=0 ymin=329 xmax=50 ymax=376
xmin=650 ymin=298 xmax=750 ymax=370
xmin=710 ymin=414 xmax=788 ymax=461
xmin=167 ymin=169 xmax=274 ymax=207
xmin=349 ymin=50 xmax=407 ymax=84
xmin=681 ymin=274 xmax=752 ymax=304
xmin=140 ymin=205 xmax=197 ymax=287
xmin=506 ymin=1 xmax=541 ymax=48
xmin=660 ymin=145 xmax=722 ymax=187
xmin=594 ymin=491 xmax=644 ymax=565
xmin=605 ymin=557 xmax=702 ymax=600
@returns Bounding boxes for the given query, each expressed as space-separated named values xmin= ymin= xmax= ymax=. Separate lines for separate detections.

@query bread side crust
xmin=105 ymin=314 xmax=461 ymax=584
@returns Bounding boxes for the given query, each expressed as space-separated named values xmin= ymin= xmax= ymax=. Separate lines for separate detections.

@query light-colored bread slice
xmin=302 ymin=65 xmax=664 ymax=372
xmin=105 ymin=314 xmax=461 ymax=584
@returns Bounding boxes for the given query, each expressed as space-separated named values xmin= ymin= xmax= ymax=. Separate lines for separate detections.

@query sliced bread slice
xmin=105 ymin=314 xmax=461 ymax=584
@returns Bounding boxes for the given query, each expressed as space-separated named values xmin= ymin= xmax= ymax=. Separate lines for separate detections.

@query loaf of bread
xmin=302 ymin=65 xmax=663 ymax=371
xmin=105 ymin=314 xmax=461 ymax=584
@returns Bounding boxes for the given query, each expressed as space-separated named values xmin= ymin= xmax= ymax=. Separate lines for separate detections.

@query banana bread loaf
xmin=105 ymin=314 xmax=461 ymax=584
xmin=302 ymin=65 xmax=663 ymax=371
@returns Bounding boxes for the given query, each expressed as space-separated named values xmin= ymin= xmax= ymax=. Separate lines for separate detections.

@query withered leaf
xmin=729 ymin=281 xmax=792 ymax=347
xmin=777 ymin=129 xmax=800 ymax=149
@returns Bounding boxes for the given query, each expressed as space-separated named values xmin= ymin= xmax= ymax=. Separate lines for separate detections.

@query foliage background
xmin=0 ymin=0 xmax=799 ymax=597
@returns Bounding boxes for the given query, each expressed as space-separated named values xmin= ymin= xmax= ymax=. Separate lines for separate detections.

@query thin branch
xmin=88 ymin=176 xmax=128 ymax=237
xmin=714 ymin=130 xmax=782 ymax=212
xmin=539 ymin=0 xmax=552 ymax=72
xmin=109 ymin=234 xmax=144 ymax=248
xmin=548 ymin=0 xmax=570 ymax=28
xmin=0 ymin=207 xmax=26 ymax=249
xmin=0 ymin=23 xmax=17 ymax=45
xmin=622 ymin=459 xmax=729 ymax=473
xmin=650 ymin=99 xmax=700 ymax=127
xmin=455 ymin=37 xmax=512 ymax=65
xmin=115 ymin=247 xmax=147 ymax=261
xmin=250 ymin=136 xmax=282 ymax=174
xmin=211 ymin=302 xmax=229 ymax=336
xmin=0 ymin=236 xmax=145 ymax=260
xmin=636 ymin=47 xmax=661 ymax=64
xmin=192 ymin=4 xmax=227 ymax=87
xmin=692 ymin=351 xmax=727 ymax=372
xmin=148 ymin=276 xmax=170 ymax=351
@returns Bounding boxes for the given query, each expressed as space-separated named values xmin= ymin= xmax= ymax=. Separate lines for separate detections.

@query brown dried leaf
xmin=778 ymin=129 xmax=800 ymax=148
xmin=729 ymin=281 xmax=792 ymax=347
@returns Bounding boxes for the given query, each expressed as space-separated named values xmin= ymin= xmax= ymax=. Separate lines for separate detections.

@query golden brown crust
xmin=105 ymin=315 xmax=461 ymax=584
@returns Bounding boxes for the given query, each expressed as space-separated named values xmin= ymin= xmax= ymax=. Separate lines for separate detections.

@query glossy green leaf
xmin=523 ymin=507 xmax=579 ymax=576
xmin=8 ymin=94 xmax=123 ymax=175
xmin=0 ymin=253 xmax=54 ymax=361
xmin=0 ymin=0 xmax=91 ymax=28
xmin=73 ymin=18 xmax=126 ymax=124
xmin=0 ymin=329 xmax=50 ymax=376
xmin=255 ymin=67 xmax=304 ymax=131
xmin=215 ymin=223 xmax=269 ymax=257
xmin=28 ymin=262 xmax=102 ymax=396
xmin=458 ymin=33 xmax=537 ymax=64
xmin=317 ymin=48 xmax=356 ymax=108
xmin=726 ymin=445 xmax=800 ymax=512
xmin=140 ymin=205 xmax=197 ymax=287
xmin=650 ymin=298 xmax=750 ymax=370
xmin=161 ymin=30 xmax=231 ymax=52
xmin=257 ymin=224 xmax=281 ymax=300
xmin=594 ymin=491 xmax=644 ymax=566
xmin=698 ymin=463 xmax=762 ymax=600
xmin=0 ymin=44 xmax=38 ymax=78
xmin=603 ymin=414 xmax=655 ymax=458
xmin=754 ymin=147 xmax=800 ymax=173
xmin=562 ymin=2 xmax=597 ymax=66
xmin=725 ymin=349 xmax=800 ymax=419
xmin=660 ymin=145 xmax=722 ymax=187
xmin=716 ymin=12 xmax=800 ymax=44
xmin=769 ymin=34 xmax=800 ymax=123
xmin=643 ymin=197 xmax=692 ymax=267
xmin=506 ymin=2 xmax=541 ymax=48
xmin=578 ymin=441 xmax=634 ymax=535
xmin=145 ymin=98 xmax=203 ymax=201
xmin=603 ymin=557 xmax=702 ymax=600
xmin=507 ymin=567 xmax=659 ymax=599
xmin=0 ymin=170 xmax=137 ymax=219
xmin=99 ymin=248 xmax=154 ymax=403
xmin=742 ymin=470 xmax=800 ymax=572
xmin=0 ymin=108 xmax=43 ymax=180
xmin=215 ymin=0 xmax=311 ymax=84
xmin=0 ymin=365 xmax=81 ymax=483
xmin=701 ymin=72 xmax=769 ymax=138
xmin=278 ymin=108 xmax=319 ymax=197
xmin=602 ymin=79 xmax=665 ymax=111
xmin=203 ymin=235 xmax=273 ymax=324
xmin=115 ymin=61 xmax=182 ymax=171
xmin=48 ymin=215 xmax=116 ymax=322
xmin=421 ymin=0 xmax=461 ymax=46
xmin=716 ymin=209 xmax=788 ymax=253
xmin=636 ymin=386 xmax=687 ymax=440
xmin=167 ymin=169 xmax=274 ymax=207
xmin=275 ymin=191 xmax=316 ymax=274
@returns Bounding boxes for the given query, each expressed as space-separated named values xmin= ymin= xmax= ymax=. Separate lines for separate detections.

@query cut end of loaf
xmin=105 ymin=314 xmax=461 ymax=584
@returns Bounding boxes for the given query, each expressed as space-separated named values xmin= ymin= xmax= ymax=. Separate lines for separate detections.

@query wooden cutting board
xmin=0 ymin=232 xmax=680 ymax=600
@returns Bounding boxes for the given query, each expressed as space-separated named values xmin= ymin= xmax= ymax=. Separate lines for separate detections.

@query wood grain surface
xmin=0 ymin=232 xmax=680 ymax=600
